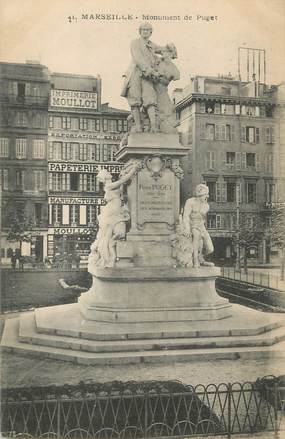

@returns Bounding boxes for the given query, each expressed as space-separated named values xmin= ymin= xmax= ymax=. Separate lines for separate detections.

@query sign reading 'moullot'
xmin=50 ymin=89 xmax=98 ymax=109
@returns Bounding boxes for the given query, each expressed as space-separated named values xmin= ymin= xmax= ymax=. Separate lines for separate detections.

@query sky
xmin=1 ymin=0 xmax=284 ymax=110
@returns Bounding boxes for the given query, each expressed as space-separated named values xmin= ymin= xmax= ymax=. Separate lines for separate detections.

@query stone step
xmin=34 ymin=303 xmax=284 ymax=341
xmin=19 ymin=312 xmax=285 ymax=353
xmin=2 ymin=317 xmax=285 ymax=365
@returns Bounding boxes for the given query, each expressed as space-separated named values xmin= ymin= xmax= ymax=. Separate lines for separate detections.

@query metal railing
xmin=221 ymin=266 xmax=283 ymax=291
xmin=1 ymin=379 xmax=284 ymax=438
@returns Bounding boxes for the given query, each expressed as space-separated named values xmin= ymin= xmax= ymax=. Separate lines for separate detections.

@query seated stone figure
xmin=182 ymin=184 xmax=214 ymax=268
xmin=88 ymin=164 xmax=138 ymax=270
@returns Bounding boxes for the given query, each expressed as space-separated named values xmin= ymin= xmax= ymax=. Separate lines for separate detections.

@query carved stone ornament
xmin=145 ymin=155 xmax=166 ymax=180
xmin=170 ymin=162 xmax=184 ymax=180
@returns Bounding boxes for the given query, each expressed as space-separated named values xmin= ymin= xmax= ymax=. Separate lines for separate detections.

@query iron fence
xmin=221 ymin=267 xmax=283 ymax=291
xmin=1 ymin=379 xmax=284 ymax=438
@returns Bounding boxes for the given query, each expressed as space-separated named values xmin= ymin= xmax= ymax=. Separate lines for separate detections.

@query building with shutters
xmin=174 ymin=74 xmax=285 ymax=265
xmin=47 ymin=72 xmax=129 ymax=265
xmin=0 ymin=61 xmax=50 ymax=265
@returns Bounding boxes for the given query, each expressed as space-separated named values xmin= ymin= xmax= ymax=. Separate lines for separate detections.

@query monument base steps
xmin=2 ymin=303 xmax=285 ymax=365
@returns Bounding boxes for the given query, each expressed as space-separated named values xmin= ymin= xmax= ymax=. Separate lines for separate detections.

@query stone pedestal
xmin=78 ymin=266 xmax=231 ymax=323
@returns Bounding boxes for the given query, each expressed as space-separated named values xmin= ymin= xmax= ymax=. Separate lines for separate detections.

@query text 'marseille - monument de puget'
xmin=2 ymin=23 xmax=284 ymax=364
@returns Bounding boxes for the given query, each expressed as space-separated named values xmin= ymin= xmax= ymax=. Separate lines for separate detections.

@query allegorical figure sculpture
xmin=121 ymin=22 xmax=179 ymax=134
xmin=88 ymin=163 xmax=139 ymax=270
xmin=182 ymin=184 xmax=214 ymax=268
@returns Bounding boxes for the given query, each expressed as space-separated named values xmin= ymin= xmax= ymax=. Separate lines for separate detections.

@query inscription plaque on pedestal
xmin=137 ymin=169 xmax=175 ymax=228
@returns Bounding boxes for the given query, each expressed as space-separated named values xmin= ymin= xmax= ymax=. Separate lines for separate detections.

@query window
xmin=87 ymin=205 xmax=100 ymax=225
xmin=103 ymin=119 xmax=108 ymax=131
xmin=225 ymin=105 xmax=234 ymax=115
xmin=79 ymin=118 xmax=88 ymax=130
xmin=241 ymin=127 xmax=259 ymax=143
xmin=266 ymin=127 xmax=275 ymax=144
xmin=33 ymin=139 xmax=45 ymax=159
xmin=70 ymin=205 xmax=79 ymax=225
xmin=33 ymin=113 xmax=46 ymax=128
xmin=214 ymin=103 xmax=221 ymax=114
xmin=235 ymin=104 xmax=240 ymax=115
xmin=108 ymin=120 xmax=117 ymax=132
xmin=88 ymin=119 xmax=100 ymax=131
xmin=117 ymin=120 xmax=123 ymax=132
xmin=265 ymin=107 xmax=273 ymax=117
xmin=15 ymin=112 xmax=28 ymax=126
xmin=216 ymin=214 xmax=222 ymax=229
xmin=255 ymin=106 xmax=260 ymax=117
xmin=62 ymin=117 xmax=71 ymax=130
xmin=226 ymin=152 xmax=235 ymax=169
xmin=215 ymin=124 xmax=231 ymax=141
xmin=226 ymin=182 xmax=236 ymax=202
xmin=52 ymin=205 xmax=62 ymax=225
xmin=62 ymin=143 xmax=71 ymax=160
xmin=71 ymin=143 xmax=79 ymax=160
xmin=16 ymin=139 xmax=27 ymax=159
xmin=16 ymin=170 xmax=25 ymax=189
xmin=206 ymin=124 xmax=215 ymax=140
xmin=246 ymin=153 xmax=256 ymax=169
xmin=49 ymin=173 xmax=70 ymax=191
xmin=34 ymin=170 xmax=45 ymax=191
xmin=206 ymin=181 xmax=216 ymax=202
xmin=0 ymin=169 xmax=8 ymax=190
xmin=53 ymin=117 xmax=62 ymax=129
xmin=265 ymin=154 xmax=274 ymax=172
xmin=34 ymin=204 xmax=42 ymax=225
xmin=17 ymin=83 xmax=26 ymax=99
xmin=79 ymin=144 xmax=88 ymax=161
xmin=207 ymin=215 xmax=216 ymax=229
xmin=49 ymin=116 xmax=53 ymax=129
xmin=52 ymin=142 xmax=62 ymax=160
xmin=87 ymin=144 xmax=100 ymax=161
xmin=246 ymin=182 xmax=257 ymax=203
xmin=79 ymin=174 xmax=98 ymax=192
xmin=71 ymin=118 xmax=79 ymax=130
xmin=123 ymin=119 xmax=128 ymax=131
xmin=70 ymin=174 xmax=79 ymax=191
xmin=206 ymin=151 xmax=216 ymax=170
xmin=265 ymin=182 xmax=277 ymax=203
xmin=0 ymin=138 xmax=9 ymax=157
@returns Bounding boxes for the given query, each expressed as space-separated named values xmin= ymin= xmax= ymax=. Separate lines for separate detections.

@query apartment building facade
xmin=174 ymin=75 xmax=285 ymax=264
xmin=0 ymin=61 xmax=50 ymax=264
xmin=47 ymin=72 xmax=129 ymax=264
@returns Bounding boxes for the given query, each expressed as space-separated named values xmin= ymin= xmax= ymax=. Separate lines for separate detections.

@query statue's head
xmin=139 ymin=22 xmax=153 ymax=38
xmin=97 ymin=169 xmax=112 ymax=183
xmin=195 ymin=183 xmax=209 ymax=201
